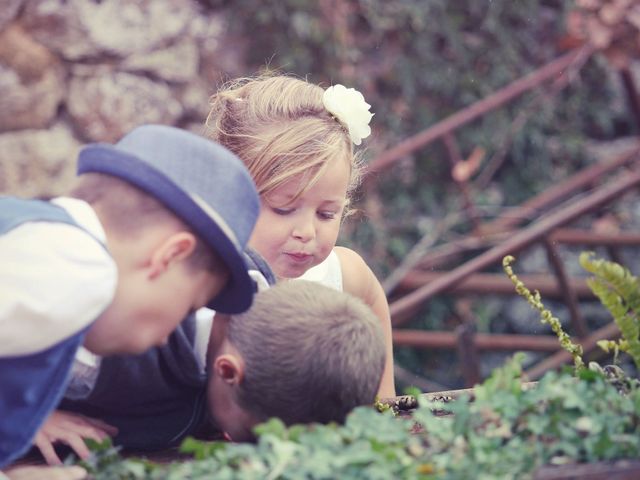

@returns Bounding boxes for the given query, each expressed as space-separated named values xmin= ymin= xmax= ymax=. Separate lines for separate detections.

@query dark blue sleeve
xmin=244 ymin=247 xmax=276 ymax=286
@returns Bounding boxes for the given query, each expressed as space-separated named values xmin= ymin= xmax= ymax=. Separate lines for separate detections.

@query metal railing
xmin=367 ymin=45 xmax=640 ymax=387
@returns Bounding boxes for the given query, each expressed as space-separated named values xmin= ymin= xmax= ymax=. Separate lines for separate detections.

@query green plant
xmin=75 ymin=438 xmax=161 ymax=479
xmin=81 ymin=354 xmax=640 ymax=479
xmin=579 ymin=252 xmax=640 ymax=370
xmin=502 ymin=255 xmax=585 ymax=372
xmin=504 ymin=252 xmax=640 ymax=371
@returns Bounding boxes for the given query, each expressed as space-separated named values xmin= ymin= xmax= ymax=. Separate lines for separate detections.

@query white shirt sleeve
xmin=65 ymin=346 xmax=103 ymax=400
xmin=192 ymin=269 xmax=271 ymax=372
xmin=0 ymin=222 xmax=117 ymax=357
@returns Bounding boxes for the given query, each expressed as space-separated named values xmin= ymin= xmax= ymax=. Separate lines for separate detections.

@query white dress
xmin=298 ymin=249 xmax=343 ymax=291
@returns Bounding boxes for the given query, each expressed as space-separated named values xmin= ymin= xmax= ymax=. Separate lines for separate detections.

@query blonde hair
xmin=70 ymin=172 xmax=226 ymax=274
xmin=205 ymin=75 xmax=364 ymax=212
xmin=227 ymin=279 xmax=385 ymax=426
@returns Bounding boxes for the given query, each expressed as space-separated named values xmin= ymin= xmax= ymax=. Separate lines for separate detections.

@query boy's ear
xmin=213 ymin=354 xmax=244 ymax=386
xmin=148 ymin=232 xmax=197 ymax=279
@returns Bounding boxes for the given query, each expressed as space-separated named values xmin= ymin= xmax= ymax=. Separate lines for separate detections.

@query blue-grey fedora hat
xmin=77 ymin=124 xmax=260 ymax=313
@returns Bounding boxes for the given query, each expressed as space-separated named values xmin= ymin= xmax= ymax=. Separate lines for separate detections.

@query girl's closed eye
xmin=272 ymin=206 xmax=294 ymax=215
xmin=318 ymin=210 xmax=338 ymax=220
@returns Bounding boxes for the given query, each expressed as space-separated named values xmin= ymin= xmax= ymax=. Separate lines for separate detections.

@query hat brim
xmin=78 ymin=145 xmax=254 ymax=314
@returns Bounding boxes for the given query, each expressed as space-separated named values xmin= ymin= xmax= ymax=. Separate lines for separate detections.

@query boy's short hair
xmin=228 ymin=279 xmax=386 ymax=425
xmin=70 ymin=172 xmax=225 ymax=273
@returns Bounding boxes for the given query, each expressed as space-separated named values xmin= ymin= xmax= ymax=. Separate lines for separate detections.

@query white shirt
xmin=0 ymin=197 xmax=117 ymax=357
xmin=189 ymin=269 xmax=271 ymax=371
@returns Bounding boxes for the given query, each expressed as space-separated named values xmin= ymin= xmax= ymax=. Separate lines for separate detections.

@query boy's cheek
xmin=206 ymin=270 xmax=231 ymax=305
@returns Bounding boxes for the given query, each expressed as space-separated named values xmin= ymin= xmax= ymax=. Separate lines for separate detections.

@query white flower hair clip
xmin=322 ymin=84 xmax=374 ymax=145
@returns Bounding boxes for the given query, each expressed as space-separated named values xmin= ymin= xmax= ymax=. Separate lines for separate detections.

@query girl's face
xmin=249 ymin=156 xmax=350 ymax=280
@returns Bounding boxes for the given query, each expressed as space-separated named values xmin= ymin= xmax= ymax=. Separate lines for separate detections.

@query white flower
xmin=322 ymin=84 xmax=374 ymax=145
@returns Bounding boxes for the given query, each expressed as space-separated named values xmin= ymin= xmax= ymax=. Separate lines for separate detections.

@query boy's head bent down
xmin=206 ymin=280 xmax=386 ymax=442
xmin=73 ymin=124 xmax=260 ymax=354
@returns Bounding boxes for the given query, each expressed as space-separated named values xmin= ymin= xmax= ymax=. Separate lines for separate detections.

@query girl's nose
xmin=292 ymin=216 xmax=316 ymax=242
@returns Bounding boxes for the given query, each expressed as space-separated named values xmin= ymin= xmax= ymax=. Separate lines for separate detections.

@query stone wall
xmin=0 ymin=0 xmax=245 ymax=197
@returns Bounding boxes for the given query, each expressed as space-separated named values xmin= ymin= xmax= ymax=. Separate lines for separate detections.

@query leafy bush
xmin=80 ymin=354 xmax=640 ymax=479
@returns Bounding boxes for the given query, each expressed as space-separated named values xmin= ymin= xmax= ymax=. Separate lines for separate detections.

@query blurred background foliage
xmin=206 ymin=0 xmax=632 ymax=267
xmin=203 ymin=0 xmax=636 ymax=387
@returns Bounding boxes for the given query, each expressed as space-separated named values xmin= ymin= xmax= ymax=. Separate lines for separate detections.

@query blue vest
xmin=0 ymin=197 xmax=95 ymax=467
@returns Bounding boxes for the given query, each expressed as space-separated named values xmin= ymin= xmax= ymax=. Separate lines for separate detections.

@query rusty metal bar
xmin=365 ymin=48 xmax=588 ymax=177
xmin=393 ymin=364 xmax=447 ymax=393
xmin=551 ymin=228 xmax=640 ymax=246
xmin=393 ymin=330 xmax=563 ymax=351
xmin=606 ymin=245 xmax=625 ymax=266
xmin=414 ymin=233 xmax=506 ymax=270
xmin=543 ymin=237 xmax=588 ymax=338
xmin=456 ymin=323 xmax=481 ymax=386
xmin=620 ymin=66 xmax=640 ymax=129
xmin=405 ymin=227 xmax=640 ymax=282
xmin=533 ymin=459 xmax=640 ymax=480
xmin=379 ymin=381 xmax=538 ymax=408
xmin=454 ymin=299 xmax=481 ymax=386
xmin=409 ymin=149 xmax=640 ymax=273
xmin=388 ymin=149 xmax=640 ymax=302
xmin=481 ymin=144 xmax=640 ymax=233
xmin=391 ymin=228 xmax=639 ymax=298
xmin=390 ymin=169 xmax=640 ymax=326
xmin=443 ymin=133 xmax=482 ymax=230
xmin=524 ymin=321 xmax=620 ymax=380
xmin=396 ymin=271 xmax=593 ymax=298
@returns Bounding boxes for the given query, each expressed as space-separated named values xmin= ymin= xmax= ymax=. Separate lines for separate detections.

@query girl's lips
xmin=285 ymin=252 xmax=312 ymax=262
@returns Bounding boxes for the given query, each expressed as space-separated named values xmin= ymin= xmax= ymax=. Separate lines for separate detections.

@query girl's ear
xmin=213 ymin=354 xmax=244 ymax=386
xmin=148 ymin=232 xmax=197 ymax=279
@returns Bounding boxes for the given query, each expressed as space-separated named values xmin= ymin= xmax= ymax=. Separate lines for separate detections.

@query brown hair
xmin=205 ymin=75 xmax=364 ymax=214
xmin=69 ymin=172 xmax=225 ymax=273
xmin=227 ymin=279 xmax=386 ymax=425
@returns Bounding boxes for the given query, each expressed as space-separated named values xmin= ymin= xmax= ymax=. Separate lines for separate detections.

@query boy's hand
xmin=33 ymin=410 xmax=118 ymax=465
xmin=4 ymin=465 xmax=87 ymax=480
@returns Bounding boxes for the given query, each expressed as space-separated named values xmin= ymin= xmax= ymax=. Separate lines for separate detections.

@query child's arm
xmin=335 ymin=246 xmax=396 ymax=397
xmin=33 ymin=411 xmax=117 ymax=465
xmin=2 ymin=465 xmax=87 ymax=480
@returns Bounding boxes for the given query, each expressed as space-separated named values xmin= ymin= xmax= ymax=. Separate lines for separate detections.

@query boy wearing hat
xmin=0 ymin=124 xmax=260 ymax=469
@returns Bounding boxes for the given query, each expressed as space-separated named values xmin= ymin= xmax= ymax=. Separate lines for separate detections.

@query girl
xmin=205 ymin=75 xmax=396 ymax=397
